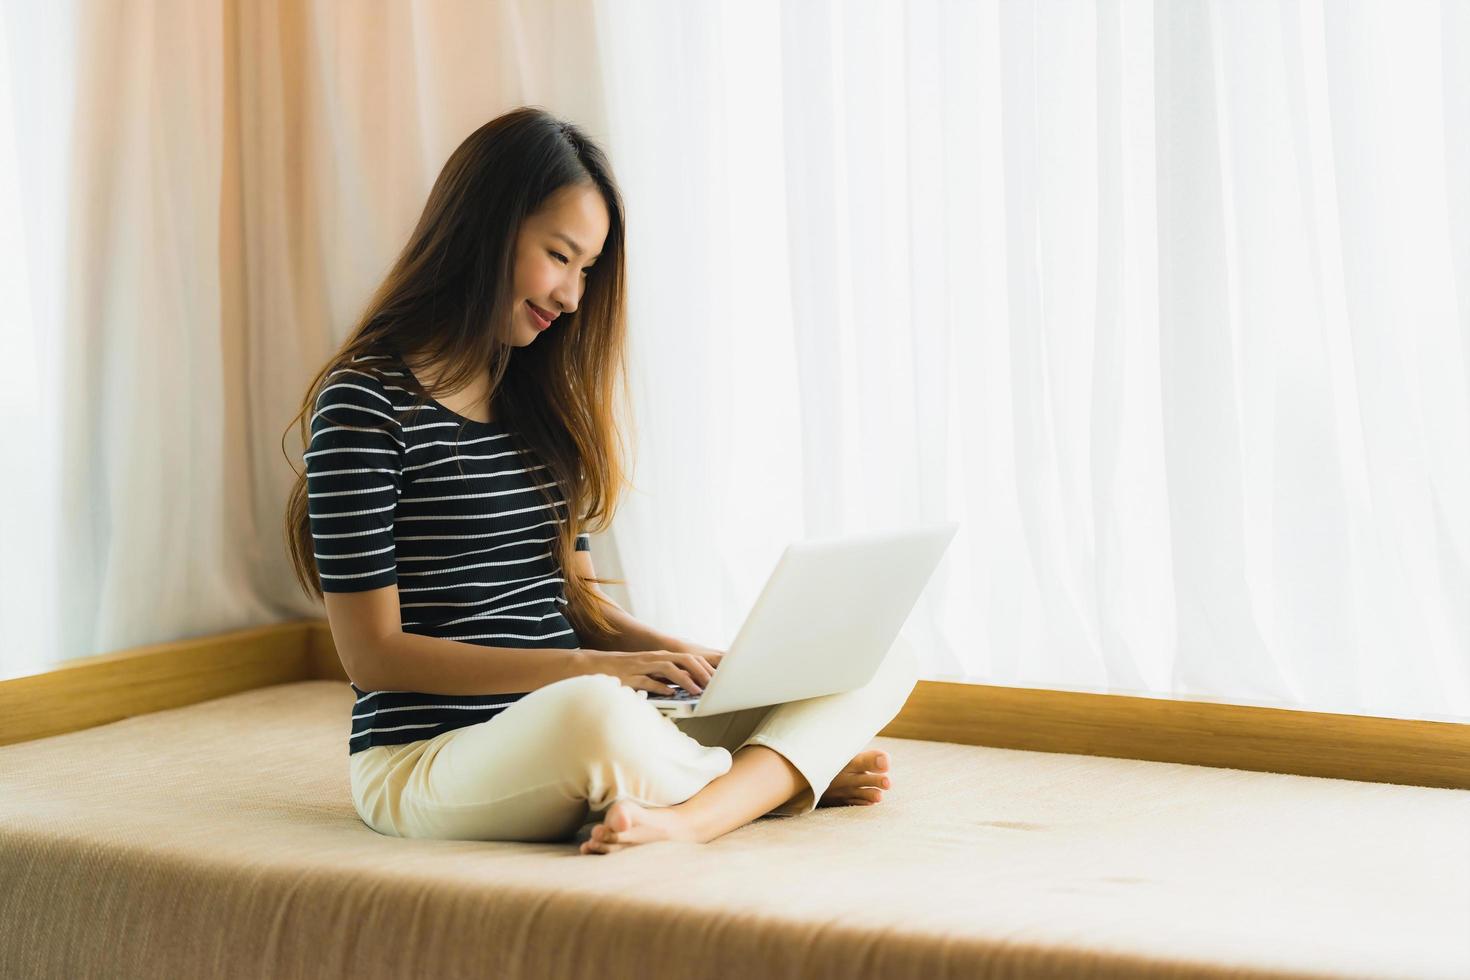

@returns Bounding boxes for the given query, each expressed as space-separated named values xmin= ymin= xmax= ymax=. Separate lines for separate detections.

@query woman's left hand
xmin=672 ymin=641 xmax=725 ymax=671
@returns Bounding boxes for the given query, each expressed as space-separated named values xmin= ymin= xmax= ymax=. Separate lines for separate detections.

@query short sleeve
xmin=575 ymin=532 xmax=590 ymax=552
xmin=306 ymin=366 xmax=406 ymax=593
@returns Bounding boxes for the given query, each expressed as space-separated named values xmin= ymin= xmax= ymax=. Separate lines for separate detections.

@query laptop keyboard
xmin=656 ymin=687 xmax=699 ymax=701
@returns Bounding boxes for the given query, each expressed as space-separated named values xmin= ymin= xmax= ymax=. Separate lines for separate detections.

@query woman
xmin=282 ymin=106 xmax=914 ymax=855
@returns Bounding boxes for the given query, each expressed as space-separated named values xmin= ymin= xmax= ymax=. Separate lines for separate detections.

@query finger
xmin=626 ymin=671 xmax=671 ymax=696
xmin=633 ymin=655 xmax=677 ymax=694
xmin=638 ymin=676 xmax=676 ymax=696
xmin=682 ymin=655 xmax=714 ymax=687
xmin=662 ymin=662 xmax=702 ymax=694
xmin=675 ymin=665 xmax=702 ymax=693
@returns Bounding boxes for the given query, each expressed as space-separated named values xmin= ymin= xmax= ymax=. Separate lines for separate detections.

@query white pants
xmin=349 ymin=634 xmax=920 ymax=842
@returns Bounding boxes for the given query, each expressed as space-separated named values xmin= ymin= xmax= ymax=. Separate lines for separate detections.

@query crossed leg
xmin=577 ymin=632 xmax=918 ymax=855
xmin=579 ymin=746 xmax=894 ymax=855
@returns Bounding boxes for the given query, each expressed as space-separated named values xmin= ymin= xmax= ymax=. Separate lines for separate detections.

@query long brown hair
xmin=281 ymin=106 xmax=631 ymax=643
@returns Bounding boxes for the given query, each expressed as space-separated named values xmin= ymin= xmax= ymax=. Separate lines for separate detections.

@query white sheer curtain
xmin=2 ymin=1 xmax=1466 ymax=724
xmin=595 ymin=0 xmax=1470 ymax=723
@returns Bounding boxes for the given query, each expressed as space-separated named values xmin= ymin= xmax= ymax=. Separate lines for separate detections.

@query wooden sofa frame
xmin=2 ymin=619 xmax=1465 ymax=791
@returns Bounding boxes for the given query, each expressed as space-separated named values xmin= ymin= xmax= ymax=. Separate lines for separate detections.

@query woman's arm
xmin=570 ymin=548 xmax=707 ymax=654
xmin=581 ymin=600 xmax=695 ymax=653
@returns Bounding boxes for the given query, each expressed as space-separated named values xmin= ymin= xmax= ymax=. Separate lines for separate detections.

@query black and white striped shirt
xmin=306 ymin=352 xmax=591 ymax=755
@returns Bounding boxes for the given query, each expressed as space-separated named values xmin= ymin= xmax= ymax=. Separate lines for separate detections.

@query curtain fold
xmin=594 ymin=0 xmax=1469 ymax=722
xmin=2 ymin=0 xmax=1465 ymax=724
xmin=0 ymin=0 xmax=612 ymax=672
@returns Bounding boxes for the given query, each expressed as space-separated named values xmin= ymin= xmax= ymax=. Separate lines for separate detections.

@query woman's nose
xmin=551 ymin=285 xmax=579 ymax=316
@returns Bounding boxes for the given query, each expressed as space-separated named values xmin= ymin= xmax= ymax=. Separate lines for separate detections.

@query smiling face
xmin=509 ymin=182 xmax=611 ymax=346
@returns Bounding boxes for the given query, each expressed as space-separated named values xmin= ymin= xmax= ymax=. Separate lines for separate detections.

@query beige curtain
xmin=2 ymin=0 xmax=617 ymax=671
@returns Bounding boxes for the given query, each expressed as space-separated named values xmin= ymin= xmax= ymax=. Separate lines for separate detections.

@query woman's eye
xmin=552 ymin=251 xmax=592 ymax=276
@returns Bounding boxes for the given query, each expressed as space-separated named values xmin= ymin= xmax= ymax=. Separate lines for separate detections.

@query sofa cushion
xmin=1 ymin=680 xmax=1466 ymax=979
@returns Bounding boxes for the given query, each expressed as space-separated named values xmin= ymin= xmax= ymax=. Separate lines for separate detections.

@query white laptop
xmin=642 ymin=521 xmax=959 ymax=718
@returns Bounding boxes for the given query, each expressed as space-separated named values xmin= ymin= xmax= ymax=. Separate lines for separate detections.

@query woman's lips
xmin=526 ymin=301 xmax=555 ymax=329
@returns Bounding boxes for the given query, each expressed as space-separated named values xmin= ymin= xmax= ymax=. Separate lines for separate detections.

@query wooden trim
xmin=0 ymin=620 xmax=316 ymax=748
xmin=3 ymin=619 xmax=1466 ymax=791
xmin=207 ymin=622 xmax=1470 ymax=791
xmin=879 ymin=679 xmax=1470 ymax=791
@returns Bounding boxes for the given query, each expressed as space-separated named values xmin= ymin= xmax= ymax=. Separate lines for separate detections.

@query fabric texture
xmin=308 ymin=350 xmax=594 ymax=755
xmin=349 ymin=631 xmax=920 ymax=841
xmin=307 ymin=351 xmax=591 ymax=598
xmin=2 ymin=681 xmax=1467 ymax=979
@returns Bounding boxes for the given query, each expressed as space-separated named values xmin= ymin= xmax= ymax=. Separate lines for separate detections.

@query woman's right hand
xmin=585 ymin=649 xmax=718 ymax=696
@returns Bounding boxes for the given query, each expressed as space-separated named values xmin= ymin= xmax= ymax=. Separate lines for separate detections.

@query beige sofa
xmin=1 ymin=621 xmax=1466 ymax=978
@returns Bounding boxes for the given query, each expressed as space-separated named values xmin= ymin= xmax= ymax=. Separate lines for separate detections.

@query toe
xmin=834 ymin=769 xmax=890 ymax=790
xmin=606 ymin=802 xmax=636 ymax=833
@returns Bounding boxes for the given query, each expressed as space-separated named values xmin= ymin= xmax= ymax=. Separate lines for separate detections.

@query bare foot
xmin=817 ymin=748 xmax=892 ymax=807
xmin=578 ymin=799 xmax=696 ymax=855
